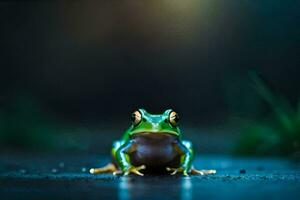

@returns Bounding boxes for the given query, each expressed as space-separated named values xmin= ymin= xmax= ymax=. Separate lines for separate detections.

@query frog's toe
xmin=125 ymin=169 xmax=143 ymax=176
xmin=90 ymin=163 xmax=117 ymax=174
xmin=124 ymin=165 xmax=146 ymax=176
xmin=166 ymin=167 xmax=178 ymax=175
xmin=190 ymin=169 xmax=204 ymax=175
xmin=113 ymin=170 xmax=123 ymax=176
xmin=166 ymin=167 xmax=188 ymax=176
xmin=191 ymin=168 xmax=216 ymax=175
xmin=135 ymin=165 xmax=146 ymax=171
xmin=90 ymin=168 xmax=96 ymax=174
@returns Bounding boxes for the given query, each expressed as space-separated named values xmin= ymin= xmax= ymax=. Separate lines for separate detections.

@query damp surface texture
xmin=1 ymin=154 xmax=300 ymax=200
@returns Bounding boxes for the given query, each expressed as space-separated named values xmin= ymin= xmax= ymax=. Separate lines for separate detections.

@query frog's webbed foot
xmin=90 ymin=163 xmax=118 ymax=174
xmin=166 ymin=167 xmax=189 ymax=176
xmin=190 ymin=168 xmax=216 ymax=175
xmin=115 ymin=165 xmax=146 ymax=176
xmin=166 ymin=167 xmax=216 ymax=176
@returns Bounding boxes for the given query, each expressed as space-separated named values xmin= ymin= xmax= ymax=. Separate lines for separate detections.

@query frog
xmin=90 ymin=109 xmax=216 ymax=176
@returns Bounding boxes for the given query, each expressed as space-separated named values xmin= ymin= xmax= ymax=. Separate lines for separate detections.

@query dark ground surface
xmin=0 ymin=154 xmax=300 ymax=200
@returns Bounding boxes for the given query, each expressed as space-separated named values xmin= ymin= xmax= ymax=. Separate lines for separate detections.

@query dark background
xmin=0 ymin=0 xmax=299 ymax=154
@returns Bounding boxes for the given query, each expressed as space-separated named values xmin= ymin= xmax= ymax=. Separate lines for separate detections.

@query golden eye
xmin=169 ymin=111 xmax=179 ymax=126
xmin=131 ymin=110 xmax=142 ymax=126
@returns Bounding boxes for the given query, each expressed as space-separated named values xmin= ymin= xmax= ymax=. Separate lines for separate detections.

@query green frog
xmin=90 ymin=109 xmax=216 ymax=176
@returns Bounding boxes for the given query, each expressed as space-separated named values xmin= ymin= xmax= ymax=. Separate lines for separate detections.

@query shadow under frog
xmin=90 ymin=109 xmax=216 ymax=176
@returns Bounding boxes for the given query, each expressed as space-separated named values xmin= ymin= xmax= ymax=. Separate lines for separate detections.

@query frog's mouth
xmin=131 ymin=132 xmax=179 ymax=139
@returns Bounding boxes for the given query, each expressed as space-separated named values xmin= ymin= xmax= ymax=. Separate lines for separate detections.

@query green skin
xmin=111 ymin=109 xmax=193 ymax=175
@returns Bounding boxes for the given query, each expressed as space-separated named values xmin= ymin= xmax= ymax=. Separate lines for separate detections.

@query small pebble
xmin=59 ymin=162 xmax=65 ymax=168
xmin=52 ymin=168 xmax=58 ymax=174
xmin=239 ymin=169 xmax=246 ymax=174
xmin=81 ymin=167 xmax=87 ymax=173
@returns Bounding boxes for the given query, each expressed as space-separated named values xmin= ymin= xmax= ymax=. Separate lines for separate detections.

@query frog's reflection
xmin=118 ymin=176 xmax=193 ymax=200
xmin=180 ymin=177 xmax=192 ymax=200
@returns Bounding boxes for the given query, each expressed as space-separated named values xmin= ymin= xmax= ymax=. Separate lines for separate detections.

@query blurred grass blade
xmin=249 ymin=72 xmax=294 ymax=133
xmin=297 ymin=100 xmax=300 ymax=125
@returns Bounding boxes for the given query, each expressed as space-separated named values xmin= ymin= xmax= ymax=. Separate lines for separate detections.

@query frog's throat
xmin=130 ymin=131 xmax=180 ymax=137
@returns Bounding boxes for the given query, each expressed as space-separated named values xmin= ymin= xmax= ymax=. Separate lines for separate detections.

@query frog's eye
xmin=131 ymin=110 xmax=142 ymax=126
xmin=169 ymin=111 xmax=179 ymax=127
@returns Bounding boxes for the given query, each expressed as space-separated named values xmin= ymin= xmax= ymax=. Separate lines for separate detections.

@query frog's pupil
xmin=131 ymin=114 xmax=136 ymax=122
xmin=169 ymin=112 xmax=179 ymax=127
xmin=174 ymin=114 xmax=179 ymax=122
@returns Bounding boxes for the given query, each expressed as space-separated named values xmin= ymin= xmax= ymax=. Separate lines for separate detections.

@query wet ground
xmin=1 ymin=154 xmax=300 ymax=200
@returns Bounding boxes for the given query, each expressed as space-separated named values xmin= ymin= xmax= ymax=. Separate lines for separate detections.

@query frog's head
xmin=126 ymin=108 xmax=181 ymax=138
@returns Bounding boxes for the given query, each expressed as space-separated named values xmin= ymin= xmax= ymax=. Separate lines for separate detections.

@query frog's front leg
xmin=114 ymin=140 xmax=146 ymax=176
xmin=167 ymin=140 xmax=193 ymax=176
xmin=167 ymin=140 xmax=216 ymax=176
xmin=183 ymin=140 xmax=216 ymax=175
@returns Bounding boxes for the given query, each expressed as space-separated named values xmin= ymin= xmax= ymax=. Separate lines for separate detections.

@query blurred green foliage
xmin=0 ymin=94 xmax=92 ymax=152
xmin=0 ymin=95 xmax=56 ymax=150
xmin=234 ymin=73 xmax=300 ymax=157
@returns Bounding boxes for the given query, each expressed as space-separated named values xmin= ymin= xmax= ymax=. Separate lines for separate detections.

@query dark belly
xmin=129 ymin=133 xmax=181 ymax=170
